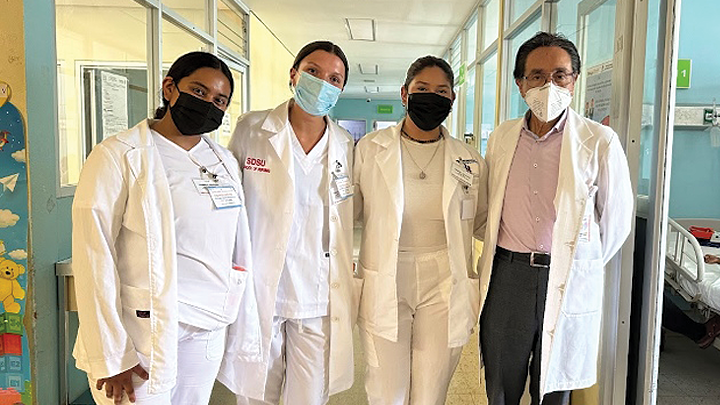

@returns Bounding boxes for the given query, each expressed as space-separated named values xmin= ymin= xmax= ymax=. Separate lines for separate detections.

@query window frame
xmin=55 ymin=0 xmax=251 ymax=195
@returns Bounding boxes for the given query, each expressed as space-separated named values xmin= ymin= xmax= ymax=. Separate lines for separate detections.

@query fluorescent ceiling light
xmin=364 ymin=86 xmax=380 ymax=93
xmin=345 ymin=18 xmax=376 ymax=41
xmin=359 ymin=63 xmax=379 ymax=75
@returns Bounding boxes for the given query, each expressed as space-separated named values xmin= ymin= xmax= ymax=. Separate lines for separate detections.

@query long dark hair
xmin=154 ymin=51 xmax=234 ymax=119
xmin=403 ymin=56 xmax=455 ymax=90
xmin=290 ymin=41 xmax=349 ymax=88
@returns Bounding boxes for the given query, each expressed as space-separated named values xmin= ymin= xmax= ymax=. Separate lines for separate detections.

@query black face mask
xmin=169 ymin=91 xmax=225 ymax=136
xmin=406 ymin=92 xmax=453 ymax=131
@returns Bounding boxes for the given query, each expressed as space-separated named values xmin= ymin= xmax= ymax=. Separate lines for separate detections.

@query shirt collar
xmin=522 ymin=108 xmax=568 ymax=140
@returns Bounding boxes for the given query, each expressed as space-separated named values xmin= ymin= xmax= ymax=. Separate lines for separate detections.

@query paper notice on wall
xmin=100 ymin=71 xmax=129 ymax=138
xmin=221 ymin=112 xmax=232 ymax=139
xmin=584 ymin=61 xmax=613 ymax=126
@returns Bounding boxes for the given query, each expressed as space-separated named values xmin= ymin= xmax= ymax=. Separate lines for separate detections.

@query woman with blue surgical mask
xmin=218 ymin=41 xmax=358 ymax=405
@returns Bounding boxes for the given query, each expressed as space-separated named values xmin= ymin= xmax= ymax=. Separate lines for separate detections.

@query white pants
xmin=362 ymin=249 xmax=462 ymax=405
xmin=89 ymin=323 xmax=226 ymax=405
xmin=237 ymin=316 xmax=330 ymax=405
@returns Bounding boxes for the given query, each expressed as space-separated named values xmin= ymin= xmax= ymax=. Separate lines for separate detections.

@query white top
xmin=398 ymin=137 xmax=447 ymax=252
xmin=153 ymin=131 xmax=241 ymax=330
xmin=274 ymin=127 xmax=331 ymax=319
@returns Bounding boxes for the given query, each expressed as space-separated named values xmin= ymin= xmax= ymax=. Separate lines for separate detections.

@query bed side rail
xmin=666 ymin=218 xmax=705 ymax=283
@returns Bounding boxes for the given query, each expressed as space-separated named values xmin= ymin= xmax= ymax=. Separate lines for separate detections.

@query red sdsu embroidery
xmin=244 ymin=157 xmax=270 ymax=173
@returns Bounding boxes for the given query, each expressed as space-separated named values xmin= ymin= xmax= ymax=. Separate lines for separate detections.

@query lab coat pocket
xmin=351 ymin=263 xmax=365 ymax=326
xmin=359 ymin=326 xmax=379 ymax=368
xmin=562 ymin=259 xmax=604 ymax=316
xmin=120 ymin=284 xmax=152 ymax=356
xmin=224 ymin=270 xmax=250 ymax=320
xmin=335 ymin=198 xmax=354 ymax=229
xmin=461 ymin=197 xmax=476 ymax=221
xmin=357 ymin=264 xmax=377 ymax=327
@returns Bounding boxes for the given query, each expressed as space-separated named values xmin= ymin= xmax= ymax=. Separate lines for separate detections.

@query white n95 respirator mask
xmin=524 ymin=82 xmax=573 ymax=122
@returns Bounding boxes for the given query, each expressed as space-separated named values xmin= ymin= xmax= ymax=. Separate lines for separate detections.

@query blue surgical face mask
xmin=293 ymin=71 xmax=342 ymax=116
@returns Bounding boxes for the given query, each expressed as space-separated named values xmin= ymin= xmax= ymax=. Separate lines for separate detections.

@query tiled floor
xmin=657 ymin=331 xmax=720 ymax=405
xmin=209 ymin=329 xmax=488 ymax=405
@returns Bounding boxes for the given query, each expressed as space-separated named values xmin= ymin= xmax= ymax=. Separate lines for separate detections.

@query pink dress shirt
xmin=496 ymin=110 xmax=567 ymax=253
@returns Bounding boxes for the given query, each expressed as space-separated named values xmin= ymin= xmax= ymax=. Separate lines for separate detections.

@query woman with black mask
xmin=72 ymin=51 xmax=258 ymax=405
xmin=353 ymin=56 xmax=489 ymax=405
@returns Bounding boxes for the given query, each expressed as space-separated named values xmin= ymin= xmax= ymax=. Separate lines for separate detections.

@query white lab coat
xmin=353 ymin=121 xmax=489 ymax=353
xmin=478 ymin=108 xmax=633 ymax=397
xmin=218 ymin=100 xmax=357 ymax=398
xmin=72 ymin=119 xmax=260 ymax=395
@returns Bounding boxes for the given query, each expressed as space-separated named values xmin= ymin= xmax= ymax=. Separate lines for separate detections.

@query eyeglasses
xmin=523 ymin=71 xmax=577 ymax=88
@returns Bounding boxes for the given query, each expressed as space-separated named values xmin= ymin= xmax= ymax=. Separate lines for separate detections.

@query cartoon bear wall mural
xmin=0 ymin=81 xmax=31 ymax=403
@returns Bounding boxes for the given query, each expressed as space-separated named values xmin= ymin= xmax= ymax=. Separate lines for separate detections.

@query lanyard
xmin=186 ymin=139 xmax=232 ymax=181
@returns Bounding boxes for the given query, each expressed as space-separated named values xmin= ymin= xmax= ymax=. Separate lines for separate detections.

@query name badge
xmin=461 ymin=198 xmax=475 ymax=220
xmin=451 ymin=160 xmax=473 ymax=187
xmin=331 ymin=174 xmax=353 ymax=204
xmin=207 ymin=186 xmax=243 ymax=209
xmin=192 ymin=178 xmax=219 ymax=195
xmin=579 ymin=215 xmax=591 ymax=242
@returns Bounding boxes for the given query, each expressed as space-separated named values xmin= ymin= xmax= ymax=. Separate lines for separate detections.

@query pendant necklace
xmin=400 ymin=135 xmax=443 ymax=180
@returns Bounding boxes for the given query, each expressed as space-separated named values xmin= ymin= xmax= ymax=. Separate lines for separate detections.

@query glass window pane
xmin=218 ymin=0 xmax=248 ymax=58
xmin=163 ymin=19 xmax=208 ymax=68
xmin=584 ymin=0 xmax=617 ymax=68
xmin=465 ymin=14 xmax=478 ymax=63
xmin=218 ymin=67 xmax=245 ymax=147
xmin=480 ymin=53 xmax=498 ymax=155
xmin=511 ymin=0 xmax=538 ymax=23
xmin=446 ymin=36 xmax=463 ymax=137
xmin=507 ymin=18 xmax=541 ymax=119
xmin=555 ymin=0 xmax=582 ymax=44
xmin=450 ymin=36 xmax=463 ymax=81
xmin=465 ymin=67 xmax=476 ymax=135
xmin=163 ymin=0 xmax=207 ymax=30
xmin=56 ymin=0 xmax=147 ymax=187
xmin=575 ymin=0 xmax=616 ymax=125
xmin=482 ymin=0 xmax=500 ymax=50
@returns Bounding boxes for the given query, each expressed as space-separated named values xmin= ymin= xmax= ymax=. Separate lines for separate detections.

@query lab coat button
xmin=332 ymin=316 xmax=339 ymax=322
xmin=330 ymin=249 xmax=337 ymax=256
xmin=331 ymin=282 xmax=340 ymax=289
xmin=452 ymin=278 xmax=458 ymax=285
xmin=331 ymin=215 xmax=338 ymax=222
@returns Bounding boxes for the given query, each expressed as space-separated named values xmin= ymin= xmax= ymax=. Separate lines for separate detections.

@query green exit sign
xmin=677 ymin=59 xmax=691 ymax=89
xmin=377 ymin=104 xmax=393 ymax=114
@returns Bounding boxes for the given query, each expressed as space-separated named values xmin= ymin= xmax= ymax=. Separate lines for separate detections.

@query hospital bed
xmin=664 ymin=218 xmax=720 ymax=349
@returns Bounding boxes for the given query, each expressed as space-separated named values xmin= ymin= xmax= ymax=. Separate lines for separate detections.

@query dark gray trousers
xmin=480 ymin=252 xmax=571 ymax=405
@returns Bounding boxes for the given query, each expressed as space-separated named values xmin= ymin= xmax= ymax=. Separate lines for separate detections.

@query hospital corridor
xmin=2 ymin=0 xmax=720 ymax=404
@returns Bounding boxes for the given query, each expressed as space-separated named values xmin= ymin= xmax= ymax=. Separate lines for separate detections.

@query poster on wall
xmin=584 ymin=61 xmax=613 ymax=126
xmin=0 ymin=81 xmax=31 ymax=404
xmin=100 ymin=71 xmax=129 ymax=139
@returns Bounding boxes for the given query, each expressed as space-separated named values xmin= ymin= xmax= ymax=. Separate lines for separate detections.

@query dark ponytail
xmin=154 ymin=51 xmax=234 ymax=119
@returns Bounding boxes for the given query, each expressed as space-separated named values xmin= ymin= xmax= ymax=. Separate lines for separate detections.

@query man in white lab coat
xmin=478 ymin=32 xmax=633 ymax=405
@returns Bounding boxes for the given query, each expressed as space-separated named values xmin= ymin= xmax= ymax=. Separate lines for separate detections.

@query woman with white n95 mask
xmin=218 ymin=41 xmax=357 ymax=405
xmin=353 ymin=55 xmax=489 ymax=405
xmin=72 ymin=51 xmax=259 ymax=405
